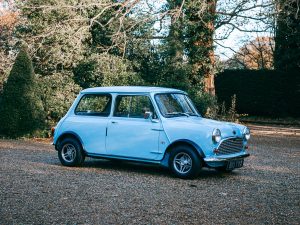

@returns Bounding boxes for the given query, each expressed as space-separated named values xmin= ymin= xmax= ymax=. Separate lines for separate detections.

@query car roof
xmin=81 ymin=86 xmax=186 ymax=94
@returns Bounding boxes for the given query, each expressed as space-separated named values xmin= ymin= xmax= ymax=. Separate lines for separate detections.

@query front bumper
xmin=204 ymin=152 xmax=250 ymax=162
xmin=203 ymin=152 xmax=250 ymax=168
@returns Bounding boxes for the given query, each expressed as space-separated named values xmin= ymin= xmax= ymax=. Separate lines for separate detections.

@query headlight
xmin=243 ymin=127 xmax=250 ymax=140
xmin=212 ymin=128 xmax=221 ymax=143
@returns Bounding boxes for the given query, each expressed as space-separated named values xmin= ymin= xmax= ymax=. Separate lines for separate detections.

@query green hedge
xmin=215 ymin=69 xmax=300 ymax=117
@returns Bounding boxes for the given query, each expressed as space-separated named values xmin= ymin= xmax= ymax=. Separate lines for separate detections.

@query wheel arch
xmin=160 ymin=139 xmax=205 ymax=167
xmin=55 ymin=132 xmax=85 ymax=152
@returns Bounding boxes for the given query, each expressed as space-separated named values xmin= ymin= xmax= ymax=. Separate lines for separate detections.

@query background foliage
xmin=73 ymin=54 xmax=143 ymax=89
xmin=0 ymin=0 xmax=299 ymax=137
xmin=38 ymin=72 xmax=81 ymax=124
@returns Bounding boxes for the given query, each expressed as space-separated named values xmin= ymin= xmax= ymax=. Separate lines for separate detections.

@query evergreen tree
xmin=274 ymin=0 xmax=300 ymax=70
xmin=0 ymin=45 xmax=45 ymax=137
xmin=160 ymin=16 xmax=192 ymax=91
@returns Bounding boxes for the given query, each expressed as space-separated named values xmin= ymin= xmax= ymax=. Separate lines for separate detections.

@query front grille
xmin=217 ymin=138 xmax=243 ymax=155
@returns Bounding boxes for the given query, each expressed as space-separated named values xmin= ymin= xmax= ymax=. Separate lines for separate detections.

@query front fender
xmin=160 ymin=139 xmax=205 ymax=168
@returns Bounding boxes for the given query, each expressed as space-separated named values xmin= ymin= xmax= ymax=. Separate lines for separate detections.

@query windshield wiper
xmin=166 ymin=112 xmax=190 ymax=117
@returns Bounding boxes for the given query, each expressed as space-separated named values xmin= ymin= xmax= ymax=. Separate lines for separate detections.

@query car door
xmin=106 ymin=94 xmax=161 ymax=160
xmin=68 ymin=94 xmax=112 ymax=154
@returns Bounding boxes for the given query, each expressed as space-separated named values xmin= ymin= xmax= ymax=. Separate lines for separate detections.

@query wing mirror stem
xmin=144 ymin=111 xmax=159 ymax=123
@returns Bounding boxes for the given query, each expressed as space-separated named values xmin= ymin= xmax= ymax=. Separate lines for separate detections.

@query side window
xmin=75 ymin=94 xmax=112 ymax=116
xmin=114 ymin=96 xmax=131 ymax=117
xmin=114 ymin=95 xmax=157 ymax=119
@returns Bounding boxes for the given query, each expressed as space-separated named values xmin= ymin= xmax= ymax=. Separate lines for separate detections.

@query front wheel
xmin=58 ymin=138 xmax=85 ymax=166
xmin=169 ymin=145 xmax=202 ymax=179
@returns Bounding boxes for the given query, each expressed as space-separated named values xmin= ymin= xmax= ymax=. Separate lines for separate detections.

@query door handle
xmin=111 ymin=121 xmax=118 ymax=124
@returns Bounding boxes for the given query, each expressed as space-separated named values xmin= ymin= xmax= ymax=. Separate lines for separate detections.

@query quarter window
xmin=75 ymin=94 xmax=112 ymax=116
xmin=114 ymin=95 xmax=156 ymax=118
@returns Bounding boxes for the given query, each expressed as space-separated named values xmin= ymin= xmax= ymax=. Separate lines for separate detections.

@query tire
xmin=169 ymin=145 xmax=202 ymax=179
xmin=58 ymin=138 xmax=85 ymax=166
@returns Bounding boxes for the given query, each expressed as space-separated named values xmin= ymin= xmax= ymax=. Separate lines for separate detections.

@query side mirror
xmin=144 ymin=111 xmax=153 ymax=120
xmin=144 ymin=111 xmax=159 ymax=123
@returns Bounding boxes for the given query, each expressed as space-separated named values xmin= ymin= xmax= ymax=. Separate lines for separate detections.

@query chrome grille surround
xmin=216 ymin=137 xmax=244 ymax=155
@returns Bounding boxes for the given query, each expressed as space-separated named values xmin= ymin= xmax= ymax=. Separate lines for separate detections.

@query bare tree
xmin=215 ymin=0 xmax=300 ymax=69
xmin=220 ymin=36 xmax=275 ymax=69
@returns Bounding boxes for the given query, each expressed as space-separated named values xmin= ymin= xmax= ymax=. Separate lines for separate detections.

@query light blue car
xmin=53 ymin=86 xmax=250 ymax=178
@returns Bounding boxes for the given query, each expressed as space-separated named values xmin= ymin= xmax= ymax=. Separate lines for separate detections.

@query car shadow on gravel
xmin=81 ymin=158 xmax=230 ymax=179
xmin=83 ymin=158 xmax=171 ymax=177
xmin=27 ymin=155 xmax=237 ymax=179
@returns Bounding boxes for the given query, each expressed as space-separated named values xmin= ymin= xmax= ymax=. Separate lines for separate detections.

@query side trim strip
xmin=86 ymin=153 xmax=162 ymax=165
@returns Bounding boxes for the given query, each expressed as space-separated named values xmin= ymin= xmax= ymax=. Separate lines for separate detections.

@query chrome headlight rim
xmin=212 ymin=128 xmax=222 ymax=143
xmin=243 ymin=127 xmax=251 ymax=140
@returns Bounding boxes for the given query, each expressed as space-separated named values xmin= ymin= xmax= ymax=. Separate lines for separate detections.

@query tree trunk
xmin=204 ymin=0 xmax=216 ymax=95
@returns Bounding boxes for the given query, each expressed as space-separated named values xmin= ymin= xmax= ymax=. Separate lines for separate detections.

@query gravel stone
xmin=0 ymin=135 xmax=299 ymax=224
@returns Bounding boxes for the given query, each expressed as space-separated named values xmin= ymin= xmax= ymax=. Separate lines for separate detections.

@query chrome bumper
xmin=204 ymin=153 xmax=250 ymax=162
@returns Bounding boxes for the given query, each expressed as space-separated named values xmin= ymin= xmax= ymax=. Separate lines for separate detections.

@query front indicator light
xmin=212 ymin=128 xmax=221 ymax=143
xmin=243 ymin=127 xmax=251 ymax=140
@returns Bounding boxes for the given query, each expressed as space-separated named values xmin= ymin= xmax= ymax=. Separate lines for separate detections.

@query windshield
xmin=155 ymin=93 xmax=199 ymax=117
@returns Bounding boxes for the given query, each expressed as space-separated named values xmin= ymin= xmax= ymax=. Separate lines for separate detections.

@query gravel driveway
xmin=0 ymin=134 xmax=299 ymax=224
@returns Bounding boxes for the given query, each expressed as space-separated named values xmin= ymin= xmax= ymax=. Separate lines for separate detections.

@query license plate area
xmin=226 ymin=159 xmax=244 ymax=170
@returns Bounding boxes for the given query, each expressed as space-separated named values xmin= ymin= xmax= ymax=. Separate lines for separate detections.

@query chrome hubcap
xmin=173 ymin=152 xmax=192 ymax=174
xmin=61 ymin=144 xmax=76 ymax=163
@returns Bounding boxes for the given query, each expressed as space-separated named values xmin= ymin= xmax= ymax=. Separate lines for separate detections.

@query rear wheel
xmin=58 ymin=138 xmax=85 ymax=166
xmin=169 ymin=145 xmax=202 ymax=179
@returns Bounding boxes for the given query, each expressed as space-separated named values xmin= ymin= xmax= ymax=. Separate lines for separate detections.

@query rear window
xmin=75 ymin=94 xmax=112 ymax=116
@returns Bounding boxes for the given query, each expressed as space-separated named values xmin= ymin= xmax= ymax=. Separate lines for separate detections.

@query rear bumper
xmin=204 ymin=153 xmax=250 ymax=163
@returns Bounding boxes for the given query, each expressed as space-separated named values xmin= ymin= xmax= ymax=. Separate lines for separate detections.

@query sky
xmin=214 ymin=29 xmax=272 ymax=61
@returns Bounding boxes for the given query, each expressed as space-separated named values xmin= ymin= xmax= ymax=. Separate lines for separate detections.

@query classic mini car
xmin=53 ymin=86 xmax=250 ymax=178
